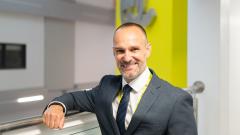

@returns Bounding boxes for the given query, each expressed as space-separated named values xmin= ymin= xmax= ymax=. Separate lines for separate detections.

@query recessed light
xmin=17 ymin=95 xmax=44 ymax=103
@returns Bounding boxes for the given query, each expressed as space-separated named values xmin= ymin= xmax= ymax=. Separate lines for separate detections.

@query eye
xmin=114 ymin=49 xmax=125 ymax=55
xmin=130 ymin=47 xmax=139 ymax=52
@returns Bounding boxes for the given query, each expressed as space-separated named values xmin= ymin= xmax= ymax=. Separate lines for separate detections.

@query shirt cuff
xmin=48 ymin=101 xmax=67 ymax=115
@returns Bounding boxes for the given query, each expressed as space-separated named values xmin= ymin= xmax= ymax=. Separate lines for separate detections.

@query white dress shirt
xmin=112 ymin=67 xmax=151 ymax=129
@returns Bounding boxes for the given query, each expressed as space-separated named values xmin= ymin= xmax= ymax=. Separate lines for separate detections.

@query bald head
xmin=113 ymin=22 xmax=148 ymax=45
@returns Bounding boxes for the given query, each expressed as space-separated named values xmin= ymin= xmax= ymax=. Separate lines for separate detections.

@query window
xmin=0 ymin=43 xmax=26 ymax=69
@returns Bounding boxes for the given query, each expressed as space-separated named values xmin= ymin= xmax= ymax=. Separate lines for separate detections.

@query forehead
xmin=113 ymin=26 xmax=147 ymax=45
xmin=114 ymin=26 xmax=145 ymax=37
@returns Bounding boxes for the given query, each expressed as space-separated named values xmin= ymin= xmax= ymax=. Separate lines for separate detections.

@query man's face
xmin=113 ymin=26 xmax=151 ymax=83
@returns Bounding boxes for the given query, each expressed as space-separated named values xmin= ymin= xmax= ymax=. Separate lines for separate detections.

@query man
xmin=43 ymin=22 xmax=197 ymax=135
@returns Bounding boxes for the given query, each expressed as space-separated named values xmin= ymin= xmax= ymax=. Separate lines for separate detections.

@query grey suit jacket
xmin=53 ymin=70 xmax=197 ymax=135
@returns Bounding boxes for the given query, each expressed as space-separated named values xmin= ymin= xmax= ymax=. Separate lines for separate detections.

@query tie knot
xmin=123 ymin=84 xmax=132 ymax=93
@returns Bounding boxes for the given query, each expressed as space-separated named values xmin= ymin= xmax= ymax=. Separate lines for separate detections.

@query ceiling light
xmin=17 ymin=95 xmax=44 ymax=103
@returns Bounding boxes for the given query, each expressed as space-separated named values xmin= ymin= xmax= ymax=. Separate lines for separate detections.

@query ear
xmin=112 ymin=47 xmax=116 ymax=56
xmin=146 ymin=43 xmax=151 ymax=58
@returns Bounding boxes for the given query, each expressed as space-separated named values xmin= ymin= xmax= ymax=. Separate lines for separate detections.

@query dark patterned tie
xmin=116 ymin=84 xmax=132 ymax=135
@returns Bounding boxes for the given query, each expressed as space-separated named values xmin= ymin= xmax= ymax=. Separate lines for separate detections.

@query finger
xmin=54 ymin=114 xmax=64 ymax=128
xmin=42 ymin=115 xmax=45 ymax=124
xmin=59 ymin=116 xmax=65 ymax=129
xmin=49 ymin=113 xmax=55 ymax=128
xmin=53 ymin=114 xmax=60 ymax=128
xmin=44 ymin=111 xmax=51 ymax=127
xmin=42 ymin=110 xmax=48 ymax=125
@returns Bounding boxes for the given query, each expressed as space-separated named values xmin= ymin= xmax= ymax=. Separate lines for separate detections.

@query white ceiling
xmin=75 ymin=0 xmax=114 ymax=10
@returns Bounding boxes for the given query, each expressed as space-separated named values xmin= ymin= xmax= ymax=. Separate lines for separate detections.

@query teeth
xmin=121 ymin=62 xmax=136 ymax=68
xmin=122 ymin=64 xmax=133 ymax=68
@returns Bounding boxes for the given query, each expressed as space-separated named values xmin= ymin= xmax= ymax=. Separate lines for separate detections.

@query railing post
xmin=185 ymin=81 xmax=205 ymax=124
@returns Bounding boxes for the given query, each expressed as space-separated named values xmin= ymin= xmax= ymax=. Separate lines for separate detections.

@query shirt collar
xmin=122 ymin=67 xmax=151 ymax=93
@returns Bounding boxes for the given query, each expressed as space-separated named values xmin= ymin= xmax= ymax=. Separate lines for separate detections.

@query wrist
xmin=49 ymin=104 xmax=64 ymax=112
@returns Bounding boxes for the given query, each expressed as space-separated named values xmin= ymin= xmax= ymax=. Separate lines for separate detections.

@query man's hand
xmin=43 ymin=105 xmax=65 ymax=129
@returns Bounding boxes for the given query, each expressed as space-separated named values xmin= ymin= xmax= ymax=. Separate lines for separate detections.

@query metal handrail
xmin=185 ymin=81 xmax=205 ymax=94
xmin=0 ymin=81 xmax=205 ymax=133
xmin=0 ymin=111 xmax=80 ymax=133
xmin=0 ymin=116 xmax=42 ymax=133
xmin=184 ymin=81 xmax=205 ymax=124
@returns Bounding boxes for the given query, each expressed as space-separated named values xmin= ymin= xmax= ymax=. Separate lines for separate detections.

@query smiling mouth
xmin=121 ymin=63 xmax=136 ymax=70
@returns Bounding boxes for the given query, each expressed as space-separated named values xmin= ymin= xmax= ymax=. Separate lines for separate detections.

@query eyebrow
xmin=112 ymin=47 xmax=124 ymax=50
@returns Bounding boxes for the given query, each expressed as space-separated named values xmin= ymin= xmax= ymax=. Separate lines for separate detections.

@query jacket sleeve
xmin=167 ymin=92 xmax=198 ymax=135
xmin=50 ymin=77 xmax=105 ymax=114
xmin=52 ymin=85 xmax=99 ymax=113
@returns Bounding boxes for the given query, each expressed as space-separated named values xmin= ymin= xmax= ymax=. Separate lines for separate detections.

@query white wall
xmin=75 ymin=21 xmax=115 ymax=84
xmin=75 ymin=0 xmax=114 ymax=10
xmin=188 ymin=0 xmax=220 ymax=135
xmin=44 ymin=18 xmax=75 ymax=90
xmin=228 ymin=0 xmax=240 ymax=134
xmin=0 ymin=12 xmax=44 ymax=91
xmin=219 ymin=0 xmax=230 ymax=135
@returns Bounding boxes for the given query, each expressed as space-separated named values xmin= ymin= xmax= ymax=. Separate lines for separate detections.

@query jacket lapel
xmin=104 ymin=76 xmax=122 ymax=135
xmin=125 ymin=73 xmax=161 ymax=135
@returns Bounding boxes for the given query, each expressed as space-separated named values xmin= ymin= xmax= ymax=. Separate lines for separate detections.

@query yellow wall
xmin=115 ymin=0 xmax=187 ymax=88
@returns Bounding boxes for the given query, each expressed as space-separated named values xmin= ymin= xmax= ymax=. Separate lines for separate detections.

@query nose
xmin=123 ymin=50 xmax=132 ymax=62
